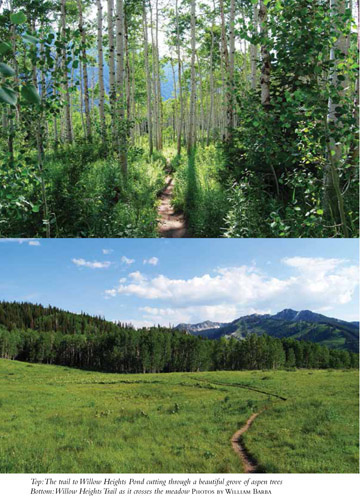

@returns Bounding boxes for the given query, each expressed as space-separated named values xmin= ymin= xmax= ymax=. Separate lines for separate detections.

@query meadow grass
xmin=0 ymin=360 xmax=358 ymax=473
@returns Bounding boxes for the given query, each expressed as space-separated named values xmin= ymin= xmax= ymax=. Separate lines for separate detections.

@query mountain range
xmin=175 ymin=309 xmax=359 ymax=353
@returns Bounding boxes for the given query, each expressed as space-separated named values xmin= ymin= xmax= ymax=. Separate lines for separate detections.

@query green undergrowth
xmin=172 ymin=145 xmax=229 ymax=237
xmin=0 ymin=359 xmax=358 ymax=473
xmin=1 ymin=143 xmax=167 ymax=238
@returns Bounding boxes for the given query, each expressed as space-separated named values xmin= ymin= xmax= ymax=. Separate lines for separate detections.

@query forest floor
xmin=157 ymin=161 xmax=189 ymax=238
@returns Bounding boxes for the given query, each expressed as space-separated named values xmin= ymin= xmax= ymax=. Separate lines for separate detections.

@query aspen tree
xmin=77 ymin=0 xmax=92 ymax=140
xmin=324 ymin=0 xmax=349 ymax=236
xmin=250 ymin=1 xmax=259 ymax=90
xmin=107 ymin=0 xmax=117 ymax=143
xmin=187 ymin=0 xmax=197 ymax=153
xmin=116 ymin=0 xmax=127 ymax=176
xmin=176 ymin=0 xmax=184 ymax=155
xmin=259 ymin=0 xmax=270 ymax=107
xmin=97 ymin=0 xmax=106 ymax=142
xmin=143 ymin=0 xmax=153 ymax=156
xmin=60 ymin=0 xmax=73 ymax=143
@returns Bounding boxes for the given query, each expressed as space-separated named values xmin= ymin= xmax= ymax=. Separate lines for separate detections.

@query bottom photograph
xmin=0 ymin=238 xmax=358 ymax=474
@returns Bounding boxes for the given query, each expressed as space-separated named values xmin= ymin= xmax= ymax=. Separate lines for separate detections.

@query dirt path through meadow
xmin=157 ymin=162 xmax=188 ymax=238
xmin=231 ymin=411 xmax=264 ymax=473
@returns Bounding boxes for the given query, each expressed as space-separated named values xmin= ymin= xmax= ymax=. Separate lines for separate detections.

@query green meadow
xmin=0 ymin=359 xmax=358 ymax=474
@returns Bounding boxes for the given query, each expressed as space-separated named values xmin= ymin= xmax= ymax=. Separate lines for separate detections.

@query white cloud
xmin=0 ymin=238 xmax=41 ymax=246
xmin=102 ymin=249 xmax=113 ymax=255
xmin=72 ymin=258 xmax=111 ymax=269
xmin=109 ymin=266 xmax=288 ymax=305
xmin=121 ymin=256 xmax=135 ymax=265
xmin=104 ymin=257 xmax=358 ymax=325
xmin=143 ymin=257 xmax=159 ymax=266
xmin=140 ymin=305 xmax=273 ymax=326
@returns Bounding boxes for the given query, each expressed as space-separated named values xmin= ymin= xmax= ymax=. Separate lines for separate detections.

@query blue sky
xmin=0 ymin=238 xmax=358 ymax=326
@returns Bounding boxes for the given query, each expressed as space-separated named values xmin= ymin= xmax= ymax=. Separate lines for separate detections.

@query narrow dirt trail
xmin=157 ymin=161 xmax=189 ymax=238
xmin=188 ymin=376 xmax=288 ymax=473
xmin=231 ymin=411 xmax=264 ymax=473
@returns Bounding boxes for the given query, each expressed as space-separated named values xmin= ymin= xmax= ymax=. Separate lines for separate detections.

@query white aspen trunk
xmin=229 ymin=0 xmax=236 ymax=129
xmin=219 ymin=0 xmax=232 ymax=139
xmin=259 ymin=0 xmax=271 ymax=107
xmin=196 ymin=52 xmax=205 ymax=142
xmin=149 ymin=2 xmax=159 ymax=150
xmin=187 ymin=0 xmax=197 ymax=153
xmin=116 ymin=0 xmax=128 ymax=176
xmin=143 ymin=1 xmax=153 ymax=156
xmin=97 ymin=0 xmax=106 ymax=142
xmin=77 ymin=0 xmax=92 ymax=140
xmin=130 ymin=48 xmax=136 ymax=144
xmin=170 ymin=57 xmax=178 ymax=142
xmin=79 ymin=60 xmax=86 ymax=137
xmin=176 ymin=0 xmax=184 ymax=155
xmin=155 ymin=0 xmax=162 ymax=150
xmin=107 ymin=0 xmax=116 ymax=143
xmin=324 ymin=0 xmax=349 ymax=236
xmin=60 ymin=0 xmax=73 ymax=143
xmin=250 ymin=1 xmax=259 ymax=90
xmin=207 ymin=20 xmax=215 ymax=146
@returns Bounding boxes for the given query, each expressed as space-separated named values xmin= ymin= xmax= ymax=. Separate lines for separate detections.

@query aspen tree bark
xmin=149 ymin=2 xmax=159 ymax=150
xmin=130 ymin=48 xmax=136 ymax=143
xmin=53 ymin=51 xmax=60 ymax=149
xmin=196 ymin=52 xmax=205 ymax=142
xmin=107 ymin=0 xmax=117 ymax=143
xmin=176 ymin=0 xmax=184 ymax=155
xmin=143 ymin=1 xmax=153 ymax=156
xmin=116 ymin=0 xmax=128 ymax=176
xmin=259 ymin=0 xmax=271 ymax=107
xmin=60 ymin=0 xmax=73 ymax=143
xmin=219 ymin=0 xmax=233 ymax=139
xmin=77 ymin=0 xmax=92 ymax=140
xmin=170 ymin=57 xmax=178 ymax=142
xmin=187 ymin=0 xmax=197 ymax=153
xmin=79 ymin=61 xmax=86 ymax=137
xmin=250 ymin=1 xmax=259 ymax=90
xmin=207 ymin=19 xmax=215 ymax=146
xmin=229 ymin=0 xmax=236 ymax=129
xmin=30 ymin=22 xmax=50 ymax=237
xmin=124 ymin=18 xmax=131 ymax=124
xmin=97 ymin=0 xmax=107 ymax=142
xmin=155 ymin=0 xmax=162 ymax=150
xmin=323 ymin=0 xmax=349 ymax=236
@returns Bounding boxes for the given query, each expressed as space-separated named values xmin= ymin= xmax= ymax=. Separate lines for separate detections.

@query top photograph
xmin=0 ymin=0 xmax=358 ymax=239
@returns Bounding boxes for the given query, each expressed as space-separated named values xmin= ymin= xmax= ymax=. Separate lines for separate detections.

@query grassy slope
xmin=0 ymin=360 xmax=358 ymax=473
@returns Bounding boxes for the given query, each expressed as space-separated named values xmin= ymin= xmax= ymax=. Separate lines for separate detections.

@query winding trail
xmin=189 ymin=376 xmax=288 ymax=472
xmin=157 ymin=161 xmax=188 ymax=238
xmin=231 ymin=411 xmax=265 ymax=473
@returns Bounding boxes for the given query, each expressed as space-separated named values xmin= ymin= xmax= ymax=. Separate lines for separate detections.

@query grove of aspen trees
xmin=0 ymin=0 xmax=358 ymax=238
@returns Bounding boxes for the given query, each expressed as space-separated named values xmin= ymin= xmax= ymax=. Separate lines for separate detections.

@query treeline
xmin=0 ymin=302 xmax=358 ymax=372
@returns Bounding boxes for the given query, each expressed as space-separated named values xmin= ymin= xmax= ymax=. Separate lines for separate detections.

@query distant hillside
xmin=0 ymin=302 xmax=358 ymax=372
xmin=175 ymin=309 xmax=359 ymax=353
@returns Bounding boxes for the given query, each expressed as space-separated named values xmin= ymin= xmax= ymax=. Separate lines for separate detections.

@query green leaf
xmin=10 ymin=12 xmax=27 ymax=25
xmin=22 ymin=33 xmax=40 ymax=45
xmin=0 ymin=63 xmax=15 ymax=77
xmin=0 ymin=86 xmax=17 ymax=106
xmin=32 ymin=205 xmax=40 ymax=213
xmin=316 ymin=209 xmax=324 ymax=215
xmin=0 ymin=41 xmax=12 ymax=55
xmin=21 ymin=84 xmax=41 ymax=105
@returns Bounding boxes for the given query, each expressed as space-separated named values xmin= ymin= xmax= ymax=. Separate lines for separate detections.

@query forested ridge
xmin=0 ymin=301 xmax=358 ymax=371
xmin=0 ymin=0 xmax=358 ymax=238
